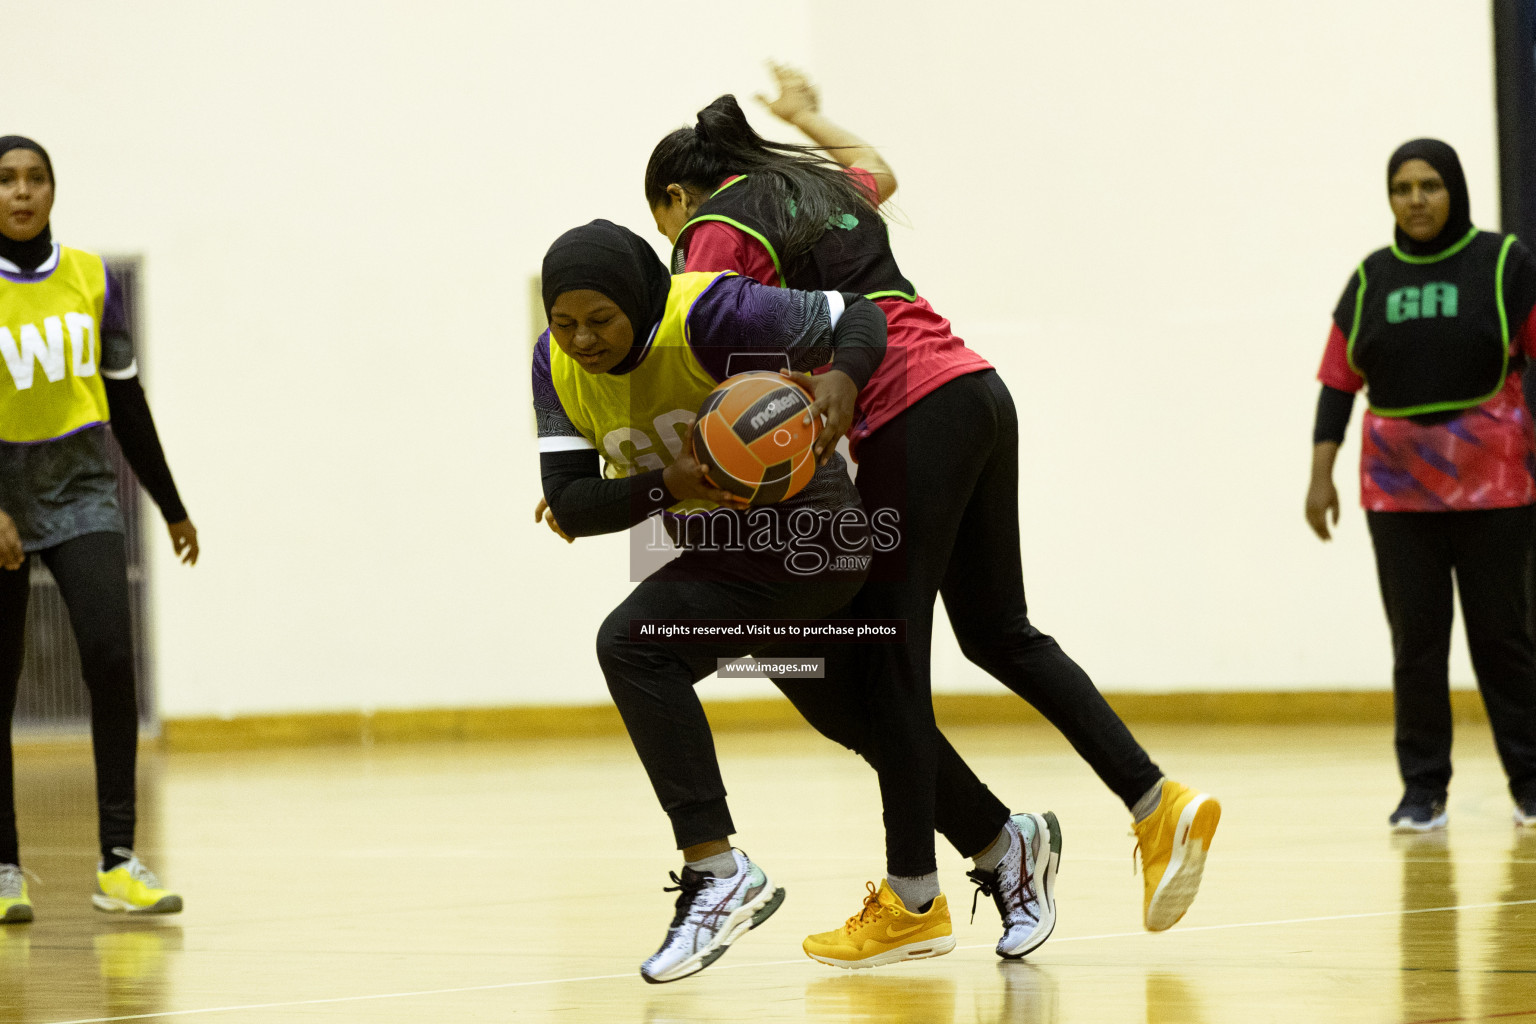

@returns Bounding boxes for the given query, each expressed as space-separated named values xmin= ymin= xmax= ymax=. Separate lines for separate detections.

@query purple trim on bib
xmin=1 ymin=418 xmax=109 ymax=445
xmin=0 ymin=243 xmax=62 ymax=283
xmin=0 ymin=265 xmax=58 ymax=284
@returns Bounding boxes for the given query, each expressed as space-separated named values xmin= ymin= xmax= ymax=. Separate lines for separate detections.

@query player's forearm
xmin=541 ymin=450 xmax=672 ymax=536
xmin=103 ymin=375 xmax=188 ymax=523
xmin=824 ymin=295 xmax=886 ymax=389
xmin=1310 ymin=441 xmax=1341 ymax=485
xmin=1312 ymin=385 xmax=1355 ymax=446
xmin=785 ymin=111 xmax=895 ymax=196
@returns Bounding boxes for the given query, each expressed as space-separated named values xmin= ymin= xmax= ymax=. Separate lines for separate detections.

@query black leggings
xmin=781 ymin=370 xmax=1162 ymax=876
xmin=0 ymin=531 xmax=139 ymax=866
xmin=1368 ymin=506 xmax=1536 ymax=802
xmin=598 ymin=527 xmax=867 ymax=850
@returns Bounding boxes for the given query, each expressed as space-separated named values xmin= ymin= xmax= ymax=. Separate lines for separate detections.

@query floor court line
xmin=39 ymin=895 xmax=1536 ymax=1024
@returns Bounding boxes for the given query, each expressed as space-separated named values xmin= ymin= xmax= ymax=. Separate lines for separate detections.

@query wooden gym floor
xmin=1 ymin=719 xmax=1532 ymax=1023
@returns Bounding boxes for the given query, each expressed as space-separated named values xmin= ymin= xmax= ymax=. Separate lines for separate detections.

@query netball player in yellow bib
xmin=0 ymin=137 xmax=195 ymax=922
xmin=534 ymin=220 xmax=887 ymax=982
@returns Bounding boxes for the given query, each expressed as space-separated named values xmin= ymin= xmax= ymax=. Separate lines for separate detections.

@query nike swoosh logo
xmin=887 ymin=921 xmax=929 ymax=939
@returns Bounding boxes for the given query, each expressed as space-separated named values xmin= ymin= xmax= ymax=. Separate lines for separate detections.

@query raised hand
xmin=756 ymin=62 xmax=819 ymax=125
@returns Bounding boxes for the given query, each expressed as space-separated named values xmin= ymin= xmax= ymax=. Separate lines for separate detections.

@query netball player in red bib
xmin=642 ymin=68 xmax=1221 ymax=963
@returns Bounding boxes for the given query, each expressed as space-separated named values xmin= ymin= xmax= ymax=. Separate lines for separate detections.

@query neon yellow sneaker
xmin=0 ymin=864 xmax=31 ymax=923
xmin=92 ymin=849 xmax=182 ymax=915
xmin=1133 ymin=780 xmax=1220 ymax=931
xmin=803 ymin=880 xmax=955 ymax=969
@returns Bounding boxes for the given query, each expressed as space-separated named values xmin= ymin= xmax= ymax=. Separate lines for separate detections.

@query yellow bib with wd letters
xmin=0 ymin=247 xmax=110 ymax=443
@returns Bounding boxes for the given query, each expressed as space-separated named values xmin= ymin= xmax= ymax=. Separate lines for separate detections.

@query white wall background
xmin=2 ymin=1 xmax=1501 ymax=717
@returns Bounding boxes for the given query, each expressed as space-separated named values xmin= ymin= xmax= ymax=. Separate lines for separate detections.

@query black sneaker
xmin=1514 ymin=796 xmax=1536 ymax=828
xmin=1389 ymin=791 xmax=1448 ymax=833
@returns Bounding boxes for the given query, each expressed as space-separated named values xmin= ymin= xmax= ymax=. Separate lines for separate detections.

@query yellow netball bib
xmin=0 ymin=247 xmax=110 ymax=443
xmin=551 ymin=272 xmax=728 ymax=512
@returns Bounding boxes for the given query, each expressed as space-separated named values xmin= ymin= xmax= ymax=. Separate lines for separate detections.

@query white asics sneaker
xmin=967 ymin=811 xmax=1061 ymax=959
xmin=640 ymin=849 xmax=785 ymax=984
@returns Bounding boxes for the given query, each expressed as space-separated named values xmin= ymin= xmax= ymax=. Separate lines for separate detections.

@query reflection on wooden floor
xmin=2 ymin=722 xmax=1534 ymax=1023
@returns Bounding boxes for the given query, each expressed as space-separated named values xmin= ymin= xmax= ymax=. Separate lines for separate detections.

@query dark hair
xmin=0 ymin=136 xmax=54 ymax=186
xmin=643 ymin=95 xmax=876 ymax=260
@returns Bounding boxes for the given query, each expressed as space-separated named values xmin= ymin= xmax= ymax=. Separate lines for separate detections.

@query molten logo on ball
xmin=691 ymin=372 xmax=820 ymax=506
xmin=749 ymin=395 xmax=800 ymax=432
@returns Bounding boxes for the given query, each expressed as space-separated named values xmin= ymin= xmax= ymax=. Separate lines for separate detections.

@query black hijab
xmin=1387 ymin=138 xmax=1472 ymax=257
xmin=542 ymin=220 xmax=671 ymax=374
xmin=0 ymin=135 xmax=55 ymax=272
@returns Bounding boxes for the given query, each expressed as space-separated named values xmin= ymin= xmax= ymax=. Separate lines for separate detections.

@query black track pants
xmin=781 ymin=370 xmax=1163 ymax=876
xmin=775 ymin=661 xmax=1012 ymax=859
xmin=0 ymin=531 xmax=139 ymax=865
xmin=597 ymin=535 xmax=866 ymax=850
xmin=1368 ymin=506 xmax=1536 ymax=802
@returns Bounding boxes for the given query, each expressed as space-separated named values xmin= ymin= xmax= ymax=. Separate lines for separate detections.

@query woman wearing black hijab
xmin=532 ymin=219 xmax=888 ymax=982
xmin=0 ymin=136 xmax=193 ymax=922
xmin=1306 ymin=138 xmax=1536 ymax=832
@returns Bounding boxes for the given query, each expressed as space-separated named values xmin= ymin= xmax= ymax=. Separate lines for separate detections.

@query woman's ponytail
xmin=692 ymin=95 xmax=755 ymax=152
xmin=644 ymin=94 xmax=877 ymax=260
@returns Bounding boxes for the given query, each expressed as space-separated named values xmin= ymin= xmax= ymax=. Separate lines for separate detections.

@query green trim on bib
xmin=1495 ymin=234 xmax=1516 ymax=351
xmin=709 ymin=177 xmax=748 ymax=199
xmin=1390 ymin=226 xmax=1479 ymax=265
xmin=1344 ymin=263 xmax=1369 ymax=378
xmin=681 ymin=213 xmax=784 ymax=287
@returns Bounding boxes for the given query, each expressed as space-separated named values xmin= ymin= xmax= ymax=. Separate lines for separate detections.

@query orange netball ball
xmin=690 ymin=372 xmax=820 ymax=505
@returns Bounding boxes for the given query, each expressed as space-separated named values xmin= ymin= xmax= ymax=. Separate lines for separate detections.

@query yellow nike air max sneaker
xmin=1133 ymin=780 xmax=1220 ymax=932
xmin=92 ymin=849 xmax=182 ymax=915
xmin=803 ymin=880 xmax=955 ymax=969
xmin=0 ymin=864 xmax=32 ymax=923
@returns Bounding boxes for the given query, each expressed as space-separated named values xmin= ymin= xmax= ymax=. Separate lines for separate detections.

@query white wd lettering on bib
xmin=66 ymin=313 xmax=97 ymax=377
xmin=0 ymin=313 xmax=97 ymax=390
xmin=0 ymin=247 xmax=112 ymax=443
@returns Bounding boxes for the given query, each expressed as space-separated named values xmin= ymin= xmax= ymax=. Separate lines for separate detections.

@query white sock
xmin=1132 ymin=779 xmax=1167 ymax=824
xmin=685 ymin=849 xmax=739 ymax=878
xmin=887 ymin=872 xmax=940 ymax=912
